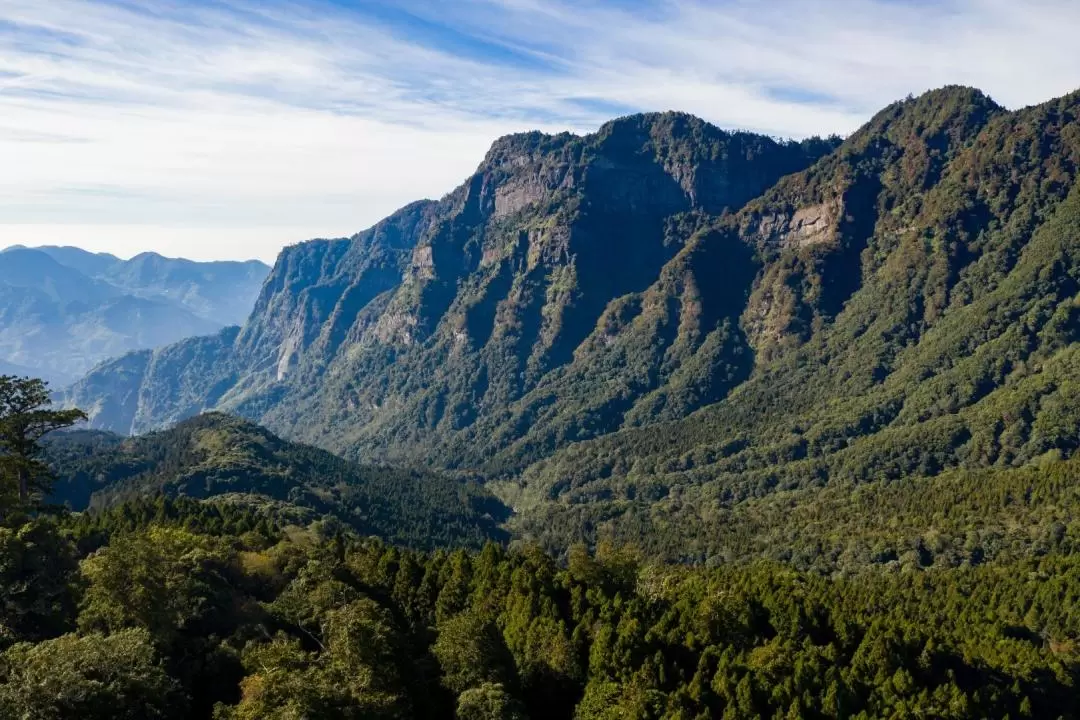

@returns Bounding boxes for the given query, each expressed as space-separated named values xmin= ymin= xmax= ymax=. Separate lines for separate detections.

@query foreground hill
xmin=64 ymin=87 xmax=1080 ymax=559
xmin=0 ymin=246 xmax=269 ymax=383
xmin=45 ymin=413 xmax=508 ymax=549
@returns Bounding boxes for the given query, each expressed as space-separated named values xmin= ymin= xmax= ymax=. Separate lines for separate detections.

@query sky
xmin=0 ymin=0 xmax=1078 ymax=263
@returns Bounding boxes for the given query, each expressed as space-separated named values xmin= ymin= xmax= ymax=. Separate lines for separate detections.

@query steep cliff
xmin=67 ymin=113 xmax=833 ymax=451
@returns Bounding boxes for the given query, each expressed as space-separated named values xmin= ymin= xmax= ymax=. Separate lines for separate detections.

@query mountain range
xmin=63 ymin=86 xmax=1080 ymax=561
xmin=0 ymin=246 xmax=269 ymax=385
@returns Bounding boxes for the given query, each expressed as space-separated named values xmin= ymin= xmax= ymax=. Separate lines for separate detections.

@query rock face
xmin=65 ymin=113 xmax=834 ymax=446
xmin=60 ymin=86 xmax=1080 ymax=560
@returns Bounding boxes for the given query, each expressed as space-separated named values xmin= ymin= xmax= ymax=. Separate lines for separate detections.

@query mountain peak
xmin=596 ymin=110 xmax=720 ymax=138
xmin=481 ymin=129 xmax=577 ymax=170
xmin=62 ymin=87 xmax=1080 ymax=557
xmin=856 ymin=84 xmax=1003 ymax=145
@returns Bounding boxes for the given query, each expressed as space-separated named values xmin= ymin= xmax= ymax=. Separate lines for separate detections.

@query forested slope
xmin=44 ymin=413 xmax=508 ymax=550
xmin=3 ymin=500 xmax=1080 ymax=719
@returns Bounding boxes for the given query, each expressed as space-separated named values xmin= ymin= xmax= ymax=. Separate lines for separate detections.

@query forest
xmin=2 ymin=376 xmax=1080 ymax=719
xmin=4 ymin=495 xmax=1080 ymax=719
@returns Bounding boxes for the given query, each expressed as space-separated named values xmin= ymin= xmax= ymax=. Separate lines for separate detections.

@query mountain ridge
xmin=44 ymin=412 xmax=508 ymax=550
xmin=62 ymin=87 xmax=1080 ymax=560
xmin=66 ymin=110 xmax=838 ymax=439
xmin=0 ymin=245 xmax=270 ymax=384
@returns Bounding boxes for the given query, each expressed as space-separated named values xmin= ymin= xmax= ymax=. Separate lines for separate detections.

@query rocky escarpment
xmin=64 ymin=112 xmax=835 ymax=451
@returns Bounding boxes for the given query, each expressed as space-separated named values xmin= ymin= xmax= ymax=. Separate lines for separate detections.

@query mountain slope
xmin=0 ymin=248 xmax=119 ymax=307
xmin=65 ymin=114 xmax=837 ymax=441
xmin=505 ymin=87 xmax=1080 ymax=554
xmin=101 ymin=251 xmax=271 ymax=326
xmin=18 ymin=245 xmax=122 ymax=277
xmin=63 ymin=88 xmax=1080 ymax=561
xmin=46 ymin=413 xmax=508 ymax=549
xmin=19 ymin=245 xmax=271 ymax=326
xmin=0 ymin=247 xmax=269 ymax=384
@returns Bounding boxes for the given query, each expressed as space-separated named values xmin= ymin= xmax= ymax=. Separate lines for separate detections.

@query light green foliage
xmin=0 ymin=629 xmax=182 ymax=719
xmin=78 ymin=525 xmax=235 ymax=643
xmin=456 ymin=683 xmax=529 ymax=720
xmin=217 ymin=630 xmax=406 ymax=720
xmin=433 ymin=611 xmax=516 ymax=694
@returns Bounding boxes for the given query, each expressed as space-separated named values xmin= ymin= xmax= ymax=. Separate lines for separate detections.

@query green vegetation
xmin=2 ymin=498 xmax=1080 ymax=719
xmin=7 ymin=373 xmax=1080 ymax=716
xmin=44 ymin=412 xmax=509 ymax=550
xmin=63 ymin=88 xmax=1080 ymax=562
xmin=0 ymin=375 xmax=86 ymax=510
xmin=17 ymin=85 xmax=1080 ymax=716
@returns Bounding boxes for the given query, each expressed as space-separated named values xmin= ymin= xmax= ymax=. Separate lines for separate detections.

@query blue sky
xmin=1 ymin=0 xmax=1079 ymax=262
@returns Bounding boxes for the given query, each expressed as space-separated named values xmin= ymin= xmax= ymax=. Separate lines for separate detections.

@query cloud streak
xmin=0 ymin=0 xmax=1077 ymax=261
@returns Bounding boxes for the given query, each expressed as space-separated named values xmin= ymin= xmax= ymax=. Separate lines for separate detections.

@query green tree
xmin=0 ymin=375 xmax=85 ymax=513
xmin=0 ymin=628 xmax=183 ymax=719
xmin=433 ymin=611 xmax=516 ymax=694
xmin=456 ymin=682 xmax=529 ymax=720
xmin=0 ymin=517 xmax=78 ymax=647
xmin=78 ymin=526 xmax=235 ymax=644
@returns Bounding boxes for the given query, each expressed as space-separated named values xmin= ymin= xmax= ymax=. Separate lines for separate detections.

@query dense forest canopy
xmin=8 ymin=372 xmax=1080 ymax=718
xmin=2 ymin=495 xmax=1080 ymax=719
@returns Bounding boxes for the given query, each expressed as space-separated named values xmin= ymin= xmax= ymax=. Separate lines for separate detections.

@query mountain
xmin=99 ymin=251 xmax=271 ymax=327
xmin=0 ymin=248 xmax=221 ymax=385
xmin=65 ymin=114 xmax=837 ymax=436
xmin=17 ymin=245 xmax=122 ymax=278
xmin=0 ymin=247 xmax=119 ymax=306
xmin=509 ymin=86 xmax=1080 ymax=557
xmin=0 ymin=247 xmax=269 ymax=384
xmin=15 ymin=245 xmax=270 ymax=326
xmin=64 ymin=87 xmax=1080 ymax=560
xmin=44 ymin=412 xmax=508 ymax=549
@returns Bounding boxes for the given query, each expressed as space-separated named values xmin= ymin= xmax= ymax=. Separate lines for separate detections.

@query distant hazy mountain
xmin=24 ymin=245 xmax=270 ymax=326
xmin=12 ymin=244 xmax=122 ymax=278
xmin=0 ymin=246 xmax=269 ymax=385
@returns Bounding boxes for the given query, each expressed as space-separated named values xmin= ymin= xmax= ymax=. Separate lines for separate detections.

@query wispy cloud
xmin=0 ymin=0 xmax=1077 ymax=261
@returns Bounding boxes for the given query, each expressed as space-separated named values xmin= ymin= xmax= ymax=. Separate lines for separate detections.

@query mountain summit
xmin=65 ymin=112 xmax=836 ymax=441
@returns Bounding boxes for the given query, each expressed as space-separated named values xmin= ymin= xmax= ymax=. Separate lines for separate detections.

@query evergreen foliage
xmin=0 ymin=500 xmax=1078 ymax=718
xmin=45 ymin=413 xmax=509 ymax=550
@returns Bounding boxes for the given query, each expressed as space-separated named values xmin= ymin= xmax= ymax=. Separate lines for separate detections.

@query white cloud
xmin=0 ymin=0 xmax=1077 ymax=262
